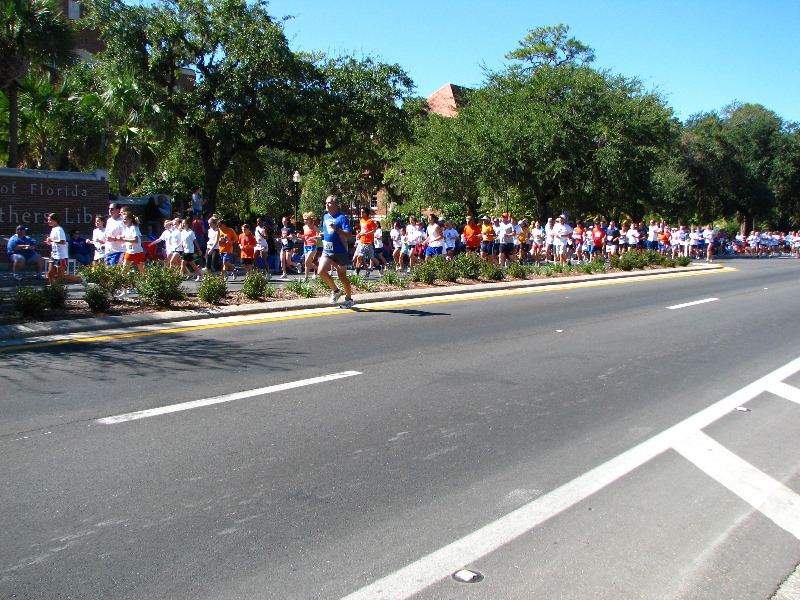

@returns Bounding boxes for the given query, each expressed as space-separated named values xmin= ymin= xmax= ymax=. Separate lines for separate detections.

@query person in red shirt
xmin=463 ymin=215 xmax=482 ymax=255
xmin=238 ymin=224 xmax=256 ymax=273
xmin=592 ymin=222 xmax=606 ymax=259
xmin=300 ymin=211 xmax=320 ymax=282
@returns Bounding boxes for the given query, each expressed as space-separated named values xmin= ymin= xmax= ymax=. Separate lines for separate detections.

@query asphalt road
xmin=1 ymin=257 xmax=799 ymax=599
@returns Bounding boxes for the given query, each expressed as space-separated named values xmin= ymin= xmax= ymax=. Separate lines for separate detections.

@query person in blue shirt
xmin=317 ymin=195 xmax=354 ymax=309
xmin=67 ymin=229 xmax=93 ymax=266
xmin=6 ymin=225 xmax=45 ymax=280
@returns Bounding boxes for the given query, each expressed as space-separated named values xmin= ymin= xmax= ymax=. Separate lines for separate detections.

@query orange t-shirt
xmin=464 ymin=223 xmax=481 ymax=247
xmin=218 ymin=225 xmax=237 ymax=254
xmin=238 ymin=233 xmax=256 ymax=259
xmin=302 ymin=224 xmax=319 ymax=246
xmin=358 ymin=218 xmax=376 ymax=244
xmin=481 ymin=224 xmax=496 ymax=241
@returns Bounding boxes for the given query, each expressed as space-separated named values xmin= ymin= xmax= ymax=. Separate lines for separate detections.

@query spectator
xmin=6 ymin=225 xmax=45 ymax=280
xmin=191 ymin=187 xmax=204 ymax=215
xmin=143 ymin=196 xmax=161 ymax=236
xmin=67 ymin=229 xmax=93 ymax=266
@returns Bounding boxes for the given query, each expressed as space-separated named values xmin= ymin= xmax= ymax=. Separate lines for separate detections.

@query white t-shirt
xmin=647 ymin=225 xmax=661 ymax=242
xmin=181 ymin=229 xmax=198 ymax=255
xmin=92 ymin=227 xmax=106 ymax=260
xmin=390 ymin=227 xmax=402 ymax=249
xmin=124 ymin=224 xmax=143 ymax=255
xmin=444 ymin=227 xmax=459 ymax=249
xmin=49 ymin=225 xmax=68 ymax=260
xmin=105 ymin=217 xmax=126 ymax=253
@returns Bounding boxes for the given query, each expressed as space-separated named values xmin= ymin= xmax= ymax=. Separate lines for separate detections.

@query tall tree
xmin=83 ymin=0 xmax=413 ymax=213
xmin=0 ymin=0 xmax=76 ymax=167
xmin=505 ymin=24 xmax=595 ymax=70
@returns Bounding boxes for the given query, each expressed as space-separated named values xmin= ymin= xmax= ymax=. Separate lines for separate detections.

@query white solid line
xmin=666 ymin=297 xmax=719 ymax=310
xmin=673 ymin=430 xmax=800 ymax=539
xmin=766 ymin=381 xmax=800 ymax=406
xmin=339 ymin=355 xmax=800 ymax=600
xmin=97 ymin=371 xmax=362 ymax=424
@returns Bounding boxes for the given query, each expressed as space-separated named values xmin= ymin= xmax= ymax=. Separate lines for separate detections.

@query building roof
xmin=426 ymin=83 xmax=471 ymax=117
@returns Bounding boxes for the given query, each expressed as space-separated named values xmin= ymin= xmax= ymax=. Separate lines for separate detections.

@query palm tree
xmin=0 ymin=0 xmax=76 ymax=168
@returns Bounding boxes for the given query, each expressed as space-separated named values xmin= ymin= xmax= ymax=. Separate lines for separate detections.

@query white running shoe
xmin=340 ymin=297 xmax=354 ymax=309
xmin=329 ymin=289 xmax=342 ymax=304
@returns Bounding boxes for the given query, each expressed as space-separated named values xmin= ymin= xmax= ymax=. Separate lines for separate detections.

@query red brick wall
xmin=0 ymin=169 xmax=110 ymax=237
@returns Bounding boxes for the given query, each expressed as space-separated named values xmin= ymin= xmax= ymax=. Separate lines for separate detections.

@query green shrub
xmin=84 ymin=284 xmax=112 ymax=312
xmin=381 ymin=269 xmax=407 ymax=288
xmin=79 ymin=262 xmax=135 ymax=294
xmin=197 ymin=274 xmax=228 ymax=305
xmin=410 ymin=261 xmax=437 ymax=284
xmin=534 ymin=264 xmax=555 ymax=277
xmin=504 ymin=262 xmax=530 ymax=279
xmin=453 ymin=253 xmax=483 ymax=279
xmin=15 ymin=287 xmax=46 ymax=317
xmin=41 ymin=280 xmax=67 ymax=308
xmin=676 ymin=256 xmax=691 ymax=267
xmin=135 ymin=264 xmax=186 ymax=306
xmin=241 ymin=271 xmax=273 ymax=299
xmin=287 ymin=279 xmax=318 ymax=297
xmin=480 ymin=261 xmax=505 ymax=281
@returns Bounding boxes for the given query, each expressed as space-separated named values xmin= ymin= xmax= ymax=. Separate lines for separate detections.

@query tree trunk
xmin=7 ymin=81 xmax=19 ymax=168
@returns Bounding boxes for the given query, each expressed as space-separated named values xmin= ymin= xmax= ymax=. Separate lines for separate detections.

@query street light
xmin=292 ymin=170 xmax=300 ymax=227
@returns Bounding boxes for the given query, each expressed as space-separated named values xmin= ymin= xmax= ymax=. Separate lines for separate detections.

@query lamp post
xmin=292 ymin=170 xmax=300 ymax=227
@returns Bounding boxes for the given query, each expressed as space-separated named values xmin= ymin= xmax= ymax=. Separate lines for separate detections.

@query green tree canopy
xmin=83 ymin=0 xmax=413 ymax=214
xmin=0 ymin=0 xmax=76 ymax=167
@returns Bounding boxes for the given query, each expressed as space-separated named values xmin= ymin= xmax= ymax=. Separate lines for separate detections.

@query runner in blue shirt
xmin=318 ymin=195 xmax=355 ymax=308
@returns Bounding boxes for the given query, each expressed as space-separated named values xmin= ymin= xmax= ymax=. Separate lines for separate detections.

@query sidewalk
xmin=0 ymin=264 xmax=724 ymax=342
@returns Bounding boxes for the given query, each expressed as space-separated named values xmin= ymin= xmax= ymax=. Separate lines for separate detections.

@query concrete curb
xmin=0 ymin=264 xmax=723 ymax=341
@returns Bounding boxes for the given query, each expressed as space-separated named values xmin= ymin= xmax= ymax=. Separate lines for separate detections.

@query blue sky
xmin=266 ymin=0 xmax=800 ymax=124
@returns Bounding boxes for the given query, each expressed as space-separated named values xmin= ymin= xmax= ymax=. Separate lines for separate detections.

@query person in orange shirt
xmin=217 ymin=217 xmax=238 ymax=280
xmin=354 ymin=206 xmax=379 ymax=276
xmin=238 ymin=223 xmax=257 ymax=273
xmin=463 ymin=215 xmax=482 ymax=255
xmin=301 ymin=211 xmax=320 ymax=282
xmin=480 ymin=216 xmax=498 ymax=264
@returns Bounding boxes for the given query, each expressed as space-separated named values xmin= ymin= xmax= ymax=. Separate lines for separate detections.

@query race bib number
xmin=323 ymin=240 xmax=334 ymax=252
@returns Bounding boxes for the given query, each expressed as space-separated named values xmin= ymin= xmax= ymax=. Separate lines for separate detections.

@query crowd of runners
xmin=7 ymin=201 xmax=800 ymax=300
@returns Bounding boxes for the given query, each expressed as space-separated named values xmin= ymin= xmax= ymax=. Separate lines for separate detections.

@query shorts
xmin=425 ymin=245 xmax=443 ymax=256
xmin=304 ymin=245 xmax=317 ymax=256
xmin=9 ymin=253 xmax=40 ymax=265
xmin=106 ymin=252 xmax=124 ymax=266
xmin=553 ymin=243 xmax=568 ymax=256
xmin=497 ymin=243 xmax=514 ymax=255
xmin=221 ymin=252 xmax=232 ymax=262
xmin=241 ymin=257 xmax=253 ymax=265
xmin=606 ymin=244 xmax=618 ymax=253
xmin=647 ymin=240 xmax=659 ymax=250
xmin=480 ymin=241 xmax=494 ymax=254
xmin=124 ymin=252 xmax=146 ymax=264
xmin=355 ymin=243 xmax=375 ymax=260
xmin=321 ymin=251 xmax=349 ymax=267
xmin=182 ymin=253 xmax=196 ymax=263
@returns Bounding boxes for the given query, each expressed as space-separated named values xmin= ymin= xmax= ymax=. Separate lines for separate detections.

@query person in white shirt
xmin=104 ymin=202 xmax=127 ymax=265
xmin=496 ymin=213 xmax=516 ymax=267
xmin=646 ymin=220 xmax=661 ymax=251
xmin=443 ymin=220 xmax=459 ymax=260
xmin=544 ymin=217 xmax=555 ymax=262
xmin=552 ymin=215 xmax=573 ymax=264
xmin=45 ymin=213 xmax=88 ymax=286
xmin=702 ymin=225 xmax=715 ymax=262
xmin=91 ymin=215 xmax=107 ymax=263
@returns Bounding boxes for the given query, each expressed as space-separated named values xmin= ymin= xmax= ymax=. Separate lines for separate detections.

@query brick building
xmin=0 ymin=168 xmax=110 ymax=236
xmin=426 ymin=83 xmax=471 ymax=117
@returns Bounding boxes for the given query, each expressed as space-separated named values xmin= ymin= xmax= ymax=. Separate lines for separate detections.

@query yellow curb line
xmin=0 ymin=267 xmax=735 ymax=352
